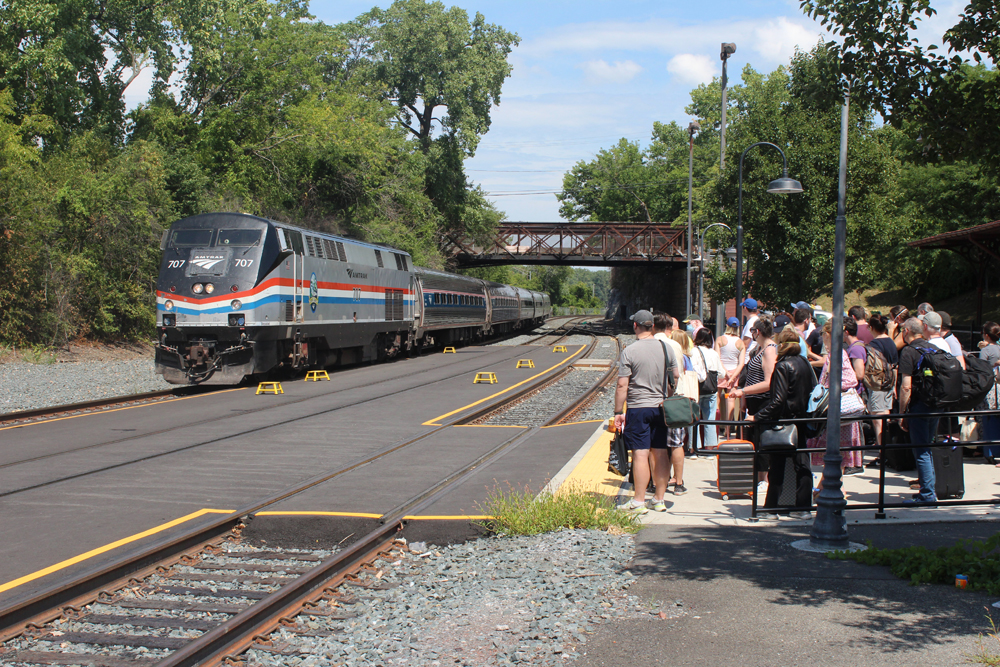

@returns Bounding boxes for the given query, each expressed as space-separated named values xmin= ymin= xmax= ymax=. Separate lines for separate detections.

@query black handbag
xmin=659 ymin=341 xmax=699 ymax=427
xmin=696 ymin=348 xmax=719 ymax=395
xmin=759 ymin=424 xmax=798 ymax=451
xmin=608 ymin=431 xmax=630 ymax=477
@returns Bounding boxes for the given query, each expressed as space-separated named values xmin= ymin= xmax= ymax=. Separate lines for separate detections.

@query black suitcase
xmin=933 ymin=438 xmax=965 ymax=499
xmin=884 ymin=421 xmax=916 ymax=472
xmin=716 ymin=439 xmax=756 ymax=501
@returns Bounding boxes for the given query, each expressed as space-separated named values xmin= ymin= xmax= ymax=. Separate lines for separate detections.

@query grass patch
xmin=21 ymin=344 xmax=57 ymax=365
xmin=829 ymin=533 xmax=1000 ymax=595
xmin=475 ymin=481 xmax=641 ymax=536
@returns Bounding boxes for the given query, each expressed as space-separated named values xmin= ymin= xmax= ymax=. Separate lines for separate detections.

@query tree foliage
xmin=800 ymin=0 xmax=1000 ymax=169
xmin=0 ymin=0 xmax=519 ymax=345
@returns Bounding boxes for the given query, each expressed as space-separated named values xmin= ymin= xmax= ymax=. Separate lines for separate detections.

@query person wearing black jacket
xmin=747 ymin=327 xmax=817 ymax=517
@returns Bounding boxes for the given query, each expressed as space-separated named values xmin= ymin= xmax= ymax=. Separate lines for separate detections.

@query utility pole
xmin=686 ymin=120 xmax=699 ymax=317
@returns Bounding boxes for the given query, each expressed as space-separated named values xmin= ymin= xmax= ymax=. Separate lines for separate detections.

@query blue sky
xmin=122 ymin=0 xmax=968 ymax=223
xmin=312 ymin=0 xmax=834 ymax=222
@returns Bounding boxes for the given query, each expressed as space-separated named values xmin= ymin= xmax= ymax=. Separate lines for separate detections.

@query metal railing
xmin=692 ymin=408 xmax=1000 ymax=520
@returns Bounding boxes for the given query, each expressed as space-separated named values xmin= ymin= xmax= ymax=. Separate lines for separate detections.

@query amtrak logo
xmin=309 ymin=272 xmax=318 ymax=312
xmin=191 ymin=256 xmax=225 ymax=270
xmin=346 ymin=269 xmax=368 ymax=280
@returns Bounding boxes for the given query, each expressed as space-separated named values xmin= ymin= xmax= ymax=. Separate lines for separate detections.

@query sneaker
xmin=844 ymin=466 xmax=863 ymax=476
xmin=758 ymin=512 xmax=780 ymax=521
xmin=789 ymin=511 xmax=812 ymax=520
xmin=650 ymin=499 xmax=667 ymax=512
xmin=673 ymin=484 xmax=688 ymax=496
xmin=756 ymin=481 xmax=768 ymax=494
xmin=616 ymin=499 xmax=649 ymax=514
xmin=865 ymin=458 xmax=883 ymax=468
xmin=903 ymin=497 xmax=935 ymax=506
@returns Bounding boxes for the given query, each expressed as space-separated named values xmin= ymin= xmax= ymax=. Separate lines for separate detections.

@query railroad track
xmin=0 ymin=335 xmax=615 ymax=667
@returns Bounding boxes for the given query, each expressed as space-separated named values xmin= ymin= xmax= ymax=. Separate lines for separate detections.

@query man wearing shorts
xmin=613 ymin=310 xmax=679 ymax=513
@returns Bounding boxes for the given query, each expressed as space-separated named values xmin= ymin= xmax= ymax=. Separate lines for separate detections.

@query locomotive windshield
xmin=217 ymin=229 xmax=262 ymax=246
xmin=170 ymin=229 xmax=214 ymax=247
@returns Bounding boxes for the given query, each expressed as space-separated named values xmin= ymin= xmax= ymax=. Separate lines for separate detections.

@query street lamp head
xmin=721 ymin=43 xmax=737 ymax=59
xmin=725 ymin=246 xmax=737 ymax=262
xmin=767 ymin=175 xmax=804 ymax=194
xmin=688 ymin=120 xmax=700 ymax=135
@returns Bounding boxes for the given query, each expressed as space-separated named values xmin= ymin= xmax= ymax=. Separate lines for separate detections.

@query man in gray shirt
xmin=613 ymin=310 xmax=679 ymax=513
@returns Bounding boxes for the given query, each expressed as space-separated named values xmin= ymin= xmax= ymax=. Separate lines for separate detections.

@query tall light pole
xmin=736 ymin=143 xmax=803 ymax=328
xmin=720 ymin=43 xmax=736 ymax=171
xmin=697 ymin=222 xmax=733 ymax=321
xmin=686 ymin=120 xmax=700 ymax=317
xmin=811 ymin=90 xmax=852 ymax=550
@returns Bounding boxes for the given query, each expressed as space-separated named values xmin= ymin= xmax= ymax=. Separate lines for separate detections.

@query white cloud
xmin=749 ymin=17 xmax=824 ymax=62
xmin=666 ymin=54 xmax=716 ymax=85
xmin=577 ymin=59 xmax=643 ymax=83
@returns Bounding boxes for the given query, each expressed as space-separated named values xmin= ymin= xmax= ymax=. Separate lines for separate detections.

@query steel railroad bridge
xmin=445 ymin=222 xmax=688 ymax=268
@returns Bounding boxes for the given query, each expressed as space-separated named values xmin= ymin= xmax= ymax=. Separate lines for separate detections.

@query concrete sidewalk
xmin=554 ymin=423 xmax=1000 ymax=525
xmin=577 ymin=521 xmax=1000 ymax=667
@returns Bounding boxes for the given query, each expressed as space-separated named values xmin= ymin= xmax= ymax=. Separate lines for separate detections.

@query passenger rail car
xmin=154 ymin=213 xmax=551 ymax=385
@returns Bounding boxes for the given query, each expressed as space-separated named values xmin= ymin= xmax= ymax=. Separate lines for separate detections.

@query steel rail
xmin=0 ymin=389 xmax=180 ymax=424
xmin=0 ymin=339 xmax=588 ymax=636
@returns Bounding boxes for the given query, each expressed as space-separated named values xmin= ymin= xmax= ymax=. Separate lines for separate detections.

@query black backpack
xmin=913 ymin=343 xmax=964 ymax=409
xmin=958 ymin=353 xmax=996 ymax=411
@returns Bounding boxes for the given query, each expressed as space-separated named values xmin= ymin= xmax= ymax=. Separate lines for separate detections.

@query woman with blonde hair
xmin=716 ymin=316 xmax=746 ymax=439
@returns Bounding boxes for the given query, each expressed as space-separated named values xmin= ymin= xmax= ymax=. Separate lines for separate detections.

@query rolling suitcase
xmin=933 ymin=437 xmax=965 ymax=499
xmin=715 ymin=439 xmax=755 ymax=501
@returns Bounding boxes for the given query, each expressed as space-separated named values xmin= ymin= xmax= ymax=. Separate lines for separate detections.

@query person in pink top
xmin=849 ymin=305 xmax=874 ymax=344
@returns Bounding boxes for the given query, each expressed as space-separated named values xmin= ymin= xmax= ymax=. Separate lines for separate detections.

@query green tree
xmin=341 ymin=0 xmax=519 ymax=156
xmin=800 ymin=0 xmax=1000 ymax=169
xmin=715 ymin=45 xmax=902 ymax=309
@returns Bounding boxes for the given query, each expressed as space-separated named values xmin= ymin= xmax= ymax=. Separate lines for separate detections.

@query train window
xmin=375 ymin=249 xmax=384 ymax=268
xmin=394 ymin=253 xmax=404 ymax=270
xmin=169 ymin=229 xmax=214 ymax=247
xmin=401 ymin=256 xmax=409 ymax=271
xmin=217 ymin=229 xmax=262 ymax=247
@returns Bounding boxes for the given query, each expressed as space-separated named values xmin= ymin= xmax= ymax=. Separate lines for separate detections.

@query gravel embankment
xmin=244 ymin=529 xmax=660 ymax=667
xmin=479 ymin=368 xmax=605 ymax=427
xmin=0 ymin=359 xmax=172 ymax=414
xmin=572 ymin=334 xmax=632 ymax=423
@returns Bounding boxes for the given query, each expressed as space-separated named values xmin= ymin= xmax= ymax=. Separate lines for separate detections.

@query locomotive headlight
xmin=192 ymin=283 xmax=204 ymax=294
xmin=204 ymin=283 xmax=215 ymax=294
xmin=231 ymin=299 xmax=242 ymax=310
xmin=164 ymin=300 xmax=175 ymax=311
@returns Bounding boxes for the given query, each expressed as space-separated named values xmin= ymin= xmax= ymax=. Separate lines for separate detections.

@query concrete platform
xmin=555 ymin=423 xmax=1000 ymax=525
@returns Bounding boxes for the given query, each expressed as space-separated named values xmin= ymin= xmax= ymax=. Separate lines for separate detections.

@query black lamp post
xmin=735 ymin=142 xmax=803 ymax=328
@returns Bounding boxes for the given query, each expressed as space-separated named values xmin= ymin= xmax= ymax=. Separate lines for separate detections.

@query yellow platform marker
xmin=443 ymin=347 xmax=457 ymax=353
xmin=304 ymin=370 xmax=330 ymax=382
xmin=473 ymin=372 xmax=498 ymax=384
xmin=553 ymin=345 xmax=568 ymax=353
xmin=256 ymin=381 xmax=284 ymax=395
xmin=516 ymin=359 xmax=535 ymax=369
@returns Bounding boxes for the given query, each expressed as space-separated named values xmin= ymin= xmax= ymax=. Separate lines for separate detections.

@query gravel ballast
xmin=0 ymin=358 xmax=172 ymax=414
xmin=246 ymin=529 xmax=661 ymax=667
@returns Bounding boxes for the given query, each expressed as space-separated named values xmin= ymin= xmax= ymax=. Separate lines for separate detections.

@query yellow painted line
xmin=0 ymin=508 xmax=235 ymax=594
xmin=402 ymin=515 xmax=493 ymax=521
xmin=541 ymin=419 xmax=606 ymax=428
xmin=452 ymin=424 xmax=528 ymax=429
xmin=0 ymin=387 xmax=247 ymax=433
xmin=422 ymin=345 xmax=587 ymax=425
xmin=557 ymin=429 xmax=622 ymax=498
xmin=254 ymin=511 xmax=383 ymax=519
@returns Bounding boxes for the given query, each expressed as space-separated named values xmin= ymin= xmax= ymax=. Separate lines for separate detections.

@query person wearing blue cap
xmin=715 ymin=315 xmax=746 ymax=439
xmin=740 ymin=298 xmax=760 ymax=354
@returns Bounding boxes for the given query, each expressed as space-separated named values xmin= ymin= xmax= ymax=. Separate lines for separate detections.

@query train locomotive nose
xmin=188 ymin=344 xmax=211 ymax=366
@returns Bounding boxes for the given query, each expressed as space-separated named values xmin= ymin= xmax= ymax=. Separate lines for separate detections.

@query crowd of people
xmin=614 ymin=298 xmax=1000 ymax=518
